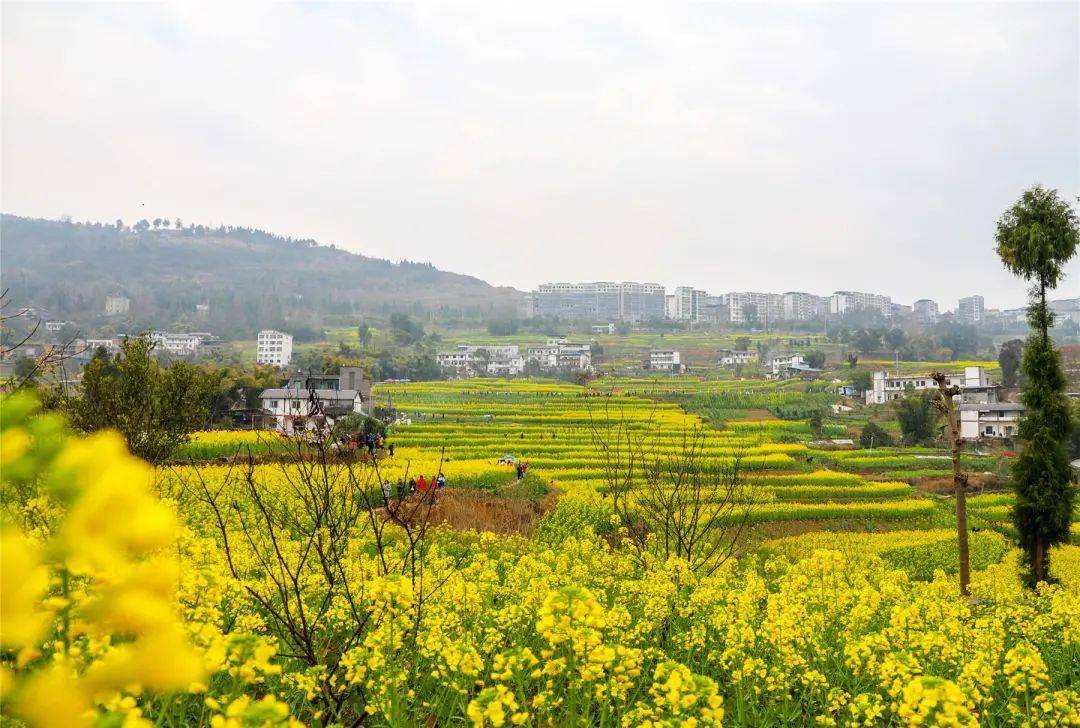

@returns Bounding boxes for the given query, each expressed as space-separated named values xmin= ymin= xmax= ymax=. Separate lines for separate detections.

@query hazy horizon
xmin=3 ymin=2 xmax=1078 ymax=309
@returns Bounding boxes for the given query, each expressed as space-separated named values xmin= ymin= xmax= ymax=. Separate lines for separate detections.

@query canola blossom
xmin=2 ymin=381 xmax=1078 ymax=727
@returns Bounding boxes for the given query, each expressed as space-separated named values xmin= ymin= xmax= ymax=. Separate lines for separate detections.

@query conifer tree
xmin=995 ymin=186 xmax=1078 ymax=584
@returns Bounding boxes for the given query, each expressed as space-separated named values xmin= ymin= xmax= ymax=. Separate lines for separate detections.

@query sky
xmin=2 ymin=2 xmax=1078 ymax=310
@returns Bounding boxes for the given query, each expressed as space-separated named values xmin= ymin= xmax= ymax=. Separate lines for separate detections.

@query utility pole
xmin=932 ymin=371 xmax=970 ymax=596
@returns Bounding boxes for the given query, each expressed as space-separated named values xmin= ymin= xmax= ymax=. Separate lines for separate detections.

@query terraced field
xmin=374 ymin=377 xmax=1033 ymax=538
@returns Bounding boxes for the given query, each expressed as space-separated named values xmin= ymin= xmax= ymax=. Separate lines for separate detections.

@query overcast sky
xmin=3 ymin=3 xmax=1078 ymax=309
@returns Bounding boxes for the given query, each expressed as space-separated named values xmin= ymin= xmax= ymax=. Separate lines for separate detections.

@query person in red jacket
xmin=417 ymin=474 xmax=428 ymax=492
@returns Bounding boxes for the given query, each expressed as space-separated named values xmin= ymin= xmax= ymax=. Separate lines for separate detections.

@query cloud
xmin=2 ymin=2 xmax=1077 ymax=309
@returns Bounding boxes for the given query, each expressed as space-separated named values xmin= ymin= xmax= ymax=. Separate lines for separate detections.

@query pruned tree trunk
xmin=932 ymin=372 xmax=970 ymax=596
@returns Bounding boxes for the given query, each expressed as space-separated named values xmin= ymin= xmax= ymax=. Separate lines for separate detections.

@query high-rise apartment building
xmin=828 ymin=291 xmax=892 ymax=316
xmin=727 ymin=292 xmax=784 ymax=325
xmin=782 ymin=291 xmax=827 ymax=321
xmin=672 ymin=286 xmax=707 ymax=321
xmin=535 ymin=282 xmax=664 ymax=322
xmin=958 ymin=295 xmax=985 ymax=324
xmin=913 ymin=299 xmax=939 ymax=324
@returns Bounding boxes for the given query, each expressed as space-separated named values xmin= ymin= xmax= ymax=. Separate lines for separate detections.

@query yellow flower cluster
xmin=1 ymin=394 xmax=202 ymax=726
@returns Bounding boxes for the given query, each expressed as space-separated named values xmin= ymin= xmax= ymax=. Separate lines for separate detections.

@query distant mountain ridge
xmin=0 ymin=214 xmax=520 ymax=334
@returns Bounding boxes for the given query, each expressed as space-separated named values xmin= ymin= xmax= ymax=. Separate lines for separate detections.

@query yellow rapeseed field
xmin=2 ymin=381 xmax=1078 ymax=727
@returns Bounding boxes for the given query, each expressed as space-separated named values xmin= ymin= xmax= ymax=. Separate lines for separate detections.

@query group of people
xmin=342 ymin=431 xmax=394 ymax=458
xmin=380 ymin=472 xmax=447 ymax=502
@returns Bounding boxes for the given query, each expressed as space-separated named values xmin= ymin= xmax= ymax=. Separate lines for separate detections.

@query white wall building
xmin=865 ymin=371 xmax=963 ymax=405
xmin=717 ymin=349 xmax=756 ymax=367
xmin=150 ymin=331 xmax=201 ymax=357
xmin=436 ymin=344 xmax=522 ymax=375
xmin=863 ymin=366 xmax=1013 ymax=432
xmin=828 ymin=291 xmax=892 ymax=316
xmin=958 ymin=295 xmax=985 ymax=324
xmin=767 ymin=353 xmax=806 ymax=375
xmin=257 ymin=330 xmax=294 ymax=367
xmin=647 ymin=349 xmax=683 ymax=372
xmin=523 ymin=339 xmax=592 ymax=371
xmin=104 ymin=296 xmax=131 ymax=316
xmin=672 ymin=287 xmax=707 ymax=322
xmin=728 ymin=292 xmax=784 ymax=325
xmin=782 ymin=292 xmax=827 ymax=321
xmin=960 ymin=403 xmax=1023 ymax=440
xmin=913 ymin=299 xmax=939 ymax=324
xmin=259 ymin=388 xmax=363 ymax=433
xmin=83 ymin=338 xmax=119 ymax=356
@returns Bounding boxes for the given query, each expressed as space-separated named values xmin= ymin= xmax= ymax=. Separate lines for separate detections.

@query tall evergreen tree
xmin=995 ymin=185 xmax=1078 ymax=584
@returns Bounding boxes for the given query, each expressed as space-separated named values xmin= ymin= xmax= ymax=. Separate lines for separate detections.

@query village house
xmin=645 ymin=349 xmax=684 ymax=373
xmin=149 ymin=331 xmax=201 ymax=357
xmin=765 ymin=353 xmax=822 ymax=379
xmin=258 ymin=367 xmax=370 ymax=433
xmin=436 ymin=345 xmax=523 ymax=377
xmin=865 ymin=366 xmax=1023 ymax=441
xmin=717 ymin=349 xmax=756 ymax=367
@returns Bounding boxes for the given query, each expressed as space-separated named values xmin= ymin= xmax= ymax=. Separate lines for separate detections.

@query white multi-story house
xmin=782 ymin=292 xmax=827 ymax=321
xmin=257 ymin=330 xmax=293 ymax=367
xmin=258 ymin=367 xmax=368 ymax=432
xmin=436 ymin=345 xmax=522 ymax=376
xmin=717 ymin=349 xmax=756 ymax=367
xmin=485 ymin=357 xmax=526 ymax=376
xmin=104 ymin=296 xmax=131 ymax=316
xmin=524 ymin=339 xmax=592 ymax=371
xmin=647 ymin=349 xmax=684 ymax=372
xmin=82 ymin=338 xmax=119 ymax=357
xmin=828 ymin=291 xmax=892 ymax=316
xmin=864 ymin=367 xmax=1023 ymax=441
xmin=591 ymin=323 xmax=616 ymax=335
xmin=259 ymin=388 xmax=363 ymax=433
xmin=150 ymin=331 xmax=201 ymax=357
xmin=865 ymin=370 xmax=963 ymax=405
xmin=766 ymin=353 xmax=817 ymax=378
xmin=960 ymin=402 xmax=1023 ymax=440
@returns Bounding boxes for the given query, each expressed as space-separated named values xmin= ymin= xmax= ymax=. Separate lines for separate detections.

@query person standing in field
xmin=417 ymin=474 xmax=428 ymax=492
xmin=436 ymin=473 xmax=446 ymax=489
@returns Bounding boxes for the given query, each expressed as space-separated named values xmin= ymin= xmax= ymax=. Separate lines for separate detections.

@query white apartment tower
xmin=913 ymin=299 xmax=939 ymax=324
xmin=782 ymin=292 xmax=826 ymax=321
xmin=257 ymin=330 xmax=293 ymax=367
xmin=673 ymin=287 xmax=707 ymax=321
xmin=828 ymin=291 xmax=892 ymax=316
xmin=728 ymin=292 xmax=784 ymax=325
xmin=958 ymin=296 xmax=985 ymax=324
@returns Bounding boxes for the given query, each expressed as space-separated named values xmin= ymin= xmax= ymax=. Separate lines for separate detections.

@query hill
xmin=0 ymin=214 xmax=520 ymax=336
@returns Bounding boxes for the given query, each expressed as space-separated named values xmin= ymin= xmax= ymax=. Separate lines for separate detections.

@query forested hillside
xmin=0 ymin=215 xmax=520 ymax=336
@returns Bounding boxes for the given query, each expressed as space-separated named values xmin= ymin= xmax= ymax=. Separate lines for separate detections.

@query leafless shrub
xmin=589 ymin=401 xmax=755 ymax=576
xmin=188 ymin=434 xmax=457 ymax=721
